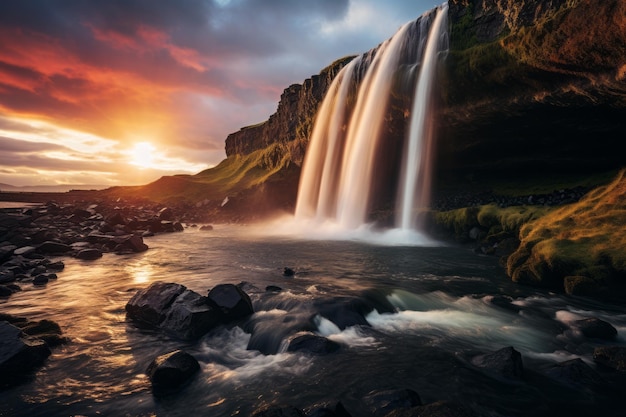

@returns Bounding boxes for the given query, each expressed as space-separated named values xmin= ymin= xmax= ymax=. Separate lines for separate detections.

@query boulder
xmin=543 ymin=358 xmax=605 ymax=389
xmin=160 ymin=290 xmax=221 ymax=339
xmin=283 ymin=267 xmax=295 ymax=276
xmin=158 ymin=207 xmax=174 ymax=221
xmin=32 ymin=274 xmax=50 ymax=285
xmin=287 ymin=334 xmax=340 ymax=355
xmin=574 ymin=318 xmax=617 ymax=340
xmin=125 ymin=282 xmax=186 ymax=326
xmin=0 ymin=321 xmax=51 ymax=388
xmin=37 ymin=241 xmax=72 ymax=254
xmin=0 ymin=285 xmax=15 ymax=297
xmin=363 ymin=388 xmax=422 ymax=417
xmin=0 ymin=270 xmax=15 ymax=284
xmin=471 ymin=346 xmax=523 ymax=379
xmin=114 ymin=235 xmax=148 ymax=253
xmin=47 ymin=261 xmax=65 ymax=271
xmin=105 ymin=211 xmax=126 ymax=226
xmin=593 ymin=346 xmax=626 ymax=372
xmin=76 ymin=248 xmax=103 ymax=260
xmin=207 ymin=284 xmax=254 ymax=321
xmin=199 ymin=225 xmax=213 ymax=231
xmin=146 ymin=350 xmax=199 ymax=394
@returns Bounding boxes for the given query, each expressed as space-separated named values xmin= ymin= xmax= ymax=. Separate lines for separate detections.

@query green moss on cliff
xmin=507 ymin=169 xmax=626 ymax=297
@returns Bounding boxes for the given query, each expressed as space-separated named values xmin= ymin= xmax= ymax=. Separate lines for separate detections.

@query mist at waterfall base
xmin=2 ymin=226 xmax=626 ymax=417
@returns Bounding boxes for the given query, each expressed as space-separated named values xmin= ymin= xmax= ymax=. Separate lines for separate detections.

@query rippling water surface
xmin=1 ymin=225 xmax=625 ymax=416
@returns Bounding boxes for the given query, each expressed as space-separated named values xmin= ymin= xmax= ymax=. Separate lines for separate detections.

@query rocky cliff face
xmin=437 ymin=0 xmax=626 ymax=188
xmin=224 ymin=56 xmax=355 ymax=166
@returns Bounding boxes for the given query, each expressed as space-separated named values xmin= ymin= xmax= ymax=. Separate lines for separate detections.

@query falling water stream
xmin=295 ymin=4 xmax=449 ymax=233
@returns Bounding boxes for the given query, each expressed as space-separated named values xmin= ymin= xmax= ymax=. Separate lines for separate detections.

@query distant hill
xmin=0 ymin=183 xmax=109 ymax=193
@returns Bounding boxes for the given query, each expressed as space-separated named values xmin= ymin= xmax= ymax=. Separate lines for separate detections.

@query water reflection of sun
xmin=126 ymin=265 xmax=152 ymax=284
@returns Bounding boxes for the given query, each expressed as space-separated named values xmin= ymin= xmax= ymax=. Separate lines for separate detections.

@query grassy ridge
xmin=107 ymin=142 xmax=295 ymax=204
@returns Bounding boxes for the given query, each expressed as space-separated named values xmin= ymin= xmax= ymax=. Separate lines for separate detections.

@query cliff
xmin=438 ymin=0 xmax=626 ymax=187
xmin=224 ymin=55 xmax=355 ymax=166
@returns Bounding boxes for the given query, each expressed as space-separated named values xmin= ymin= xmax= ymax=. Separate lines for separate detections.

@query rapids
xmin=1 ymin=226 xmax=625 ymax=416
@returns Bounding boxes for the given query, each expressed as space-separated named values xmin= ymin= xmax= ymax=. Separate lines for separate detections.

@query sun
xmin=128 ymin=141 xmax=156 ymax=169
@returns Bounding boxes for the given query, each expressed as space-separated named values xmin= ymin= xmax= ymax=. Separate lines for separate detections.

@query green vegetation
xmin=108 ymin=142 xmax=295 ymax=204
xmin=507 ymin=169 xmax=626 ymax=297
xmin=434 ymin=204 xmax=552 ymax=239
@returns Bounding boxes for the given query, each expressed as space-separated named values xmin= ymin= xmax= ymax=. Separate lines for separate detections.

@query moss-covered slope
xmin=506 ymin=170 xmax=626 ymax=298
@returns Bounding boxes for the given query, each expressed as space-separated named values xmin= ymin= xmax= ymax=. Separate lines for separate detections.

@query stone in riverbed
xmin=543 ymin=358 xmax=605 ymax=389
xmin=471 ymin=346 xmax=524 ymax=380
xmin=0 ymin=321 xmax=52 ymax=388
xmin=146 ymin=349 xmax=199 ymax=395
xmin=207 ymin=283 xmax=254 ymax=321
xmin=593 ymin=346 xmax=626 ymax=371
xmin=287 ymin=334 xmax=340 ymax=355
xmin=76 ymin=248 xmax=103 ymax=260
xmin=125 ymin=281 xmax=186 ymax=326
xmin=37 ymin=241 xmax=72 ymax=254
xmin=574 ymin=318 xmax=617 ymax=340
xmin=363 ymin=388 xmax=422 ymax=417
xmin=160 ymin=289 xmax=221 ymax=339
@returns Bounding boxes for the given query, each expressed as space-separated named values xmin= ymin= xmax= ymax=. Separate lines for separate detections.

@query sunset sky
xmin=0 ymin=0 xmax=439 ymax=188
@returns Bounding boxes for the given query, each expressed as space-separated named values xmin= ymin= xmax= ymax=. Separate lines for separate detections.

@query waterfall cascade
xmin=295 ymin=3 xmax=449 ymax=233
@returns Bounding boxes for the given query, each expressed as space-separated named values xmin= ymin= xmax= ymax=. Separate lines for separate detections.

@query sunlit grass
xmin=507 ymin=169 xmax=626 ymax=291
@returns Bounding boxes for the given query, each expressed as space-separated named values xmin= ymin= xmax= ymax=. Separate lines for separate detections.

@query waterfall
xmin=295 ymin=3 xmax=449 ymax=232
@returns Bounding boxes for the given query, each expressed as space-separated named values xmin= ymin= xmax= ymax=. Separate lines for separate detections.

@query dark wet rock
xmin=199 ymin=224 xmax=213 ymax=231
xmin=146 ymin=349 xmax=199 ymax=395
xmin=126 ymin=281 xmax=186 ymax=326
xmin=207 ymin=283 xmax=254 ymax=321
xmin=13 ymin=246 xmax=36 ymax=257
xmin=251 ymin=406 xmax=306 ymax=417
xmin=46 ymin=261 xmax=65 ymax=271
xmin=0 ymin=285 xmax=15 ymax=297
xmin=486 ymin=295 xmax=521 ymax=313
xmin=593 ymin=346 xmax=626 ymax=372
xmin=76 ymin=248 xmax=103 ymax=260
xmin=287 ymin=334 xmax=340 ymax=355
xmin=363 ymin=388 xmax=422 ymax=417
xmin=543 ymin=358 xmax=605 ymax=389
xmin=160 ymin=289 xmax=221 ymax=339
xmin=471 ymin=346 xmax=523 ymax=380
xmin=105 ymin=211 xmax=126 ymax=226
xmin=158 ymin=207 xmax=174 ymax=221
xmin=37 ymin=241 xmax=72 ymax=254
xmin=0 ymin=321 xmax=52 ymax=388
xmin=574 ymin=318 xmax=617 ymax=340
xmin=114 ymin=235 xmax=148 ymax=253
xmin=32 ymin=274 xmax=50 ymax=285
xmin=314 ymin=297 xmax=371 ymax=330
xmin=283 ymin=267 xmax=295 ymax=276
xmin=0 ymin=270 xmax=15 ymax=284
xmin=0 ymin=245 xmax=16 ymax=263
xmin=383 ymin=400 xmax=476 ymax=417
xmin=266 ymin=285 xmax=283 ymax=292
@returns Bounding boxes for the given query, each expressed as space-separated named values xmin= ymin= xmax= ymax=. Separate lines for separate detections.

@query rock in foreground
xmin=146 ymin=349 xmax=199 ymax=395
xmin=126 ymin=281 xmax=254 ymax=340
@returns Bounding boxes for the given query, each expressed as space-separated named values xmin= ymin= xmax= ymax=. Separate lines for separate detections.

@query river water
xmin=1 ymin=224 xmax=625 ymax=416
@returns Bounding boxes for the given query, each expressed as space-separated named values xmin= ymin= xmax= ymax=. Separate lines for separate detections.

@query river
xmin=1 ymin=224 xmax=625 ymax=416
